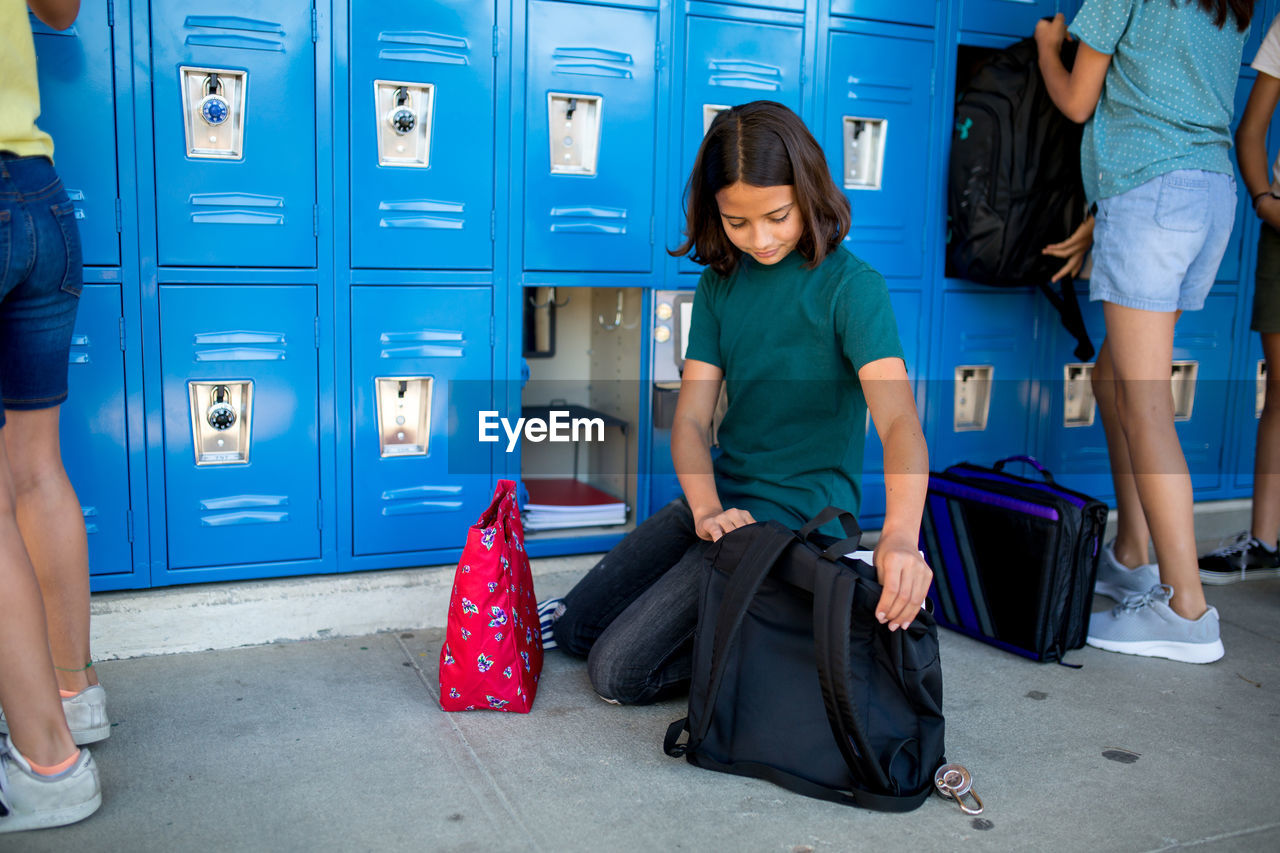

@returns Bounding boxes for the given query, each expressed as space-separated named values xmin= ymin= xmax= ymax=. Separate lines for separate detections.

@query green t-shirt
xmin=684 ymin=246 xmax=904 ymax=528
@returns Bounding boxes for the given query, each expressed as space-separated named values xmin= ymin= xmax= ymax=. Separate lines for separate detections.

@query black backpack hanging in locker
xmin=948 ymin=35 xmax=1094 ymax=361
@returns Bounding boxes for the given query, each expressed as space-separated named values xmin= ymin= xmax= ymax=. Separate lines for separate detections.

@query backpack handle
xmin=992 ymin=455 xmax=1055 ymax=483
xmin=799 ymin=506 xmax=862 ymax=545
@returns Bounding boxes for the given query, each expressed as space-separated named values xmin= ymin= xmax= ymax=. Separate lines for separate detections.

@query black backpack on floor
xmin=664 ymin=510 xmax=945 ymax=811
xmin=948 ymin=36 xmax=1094 ymax=361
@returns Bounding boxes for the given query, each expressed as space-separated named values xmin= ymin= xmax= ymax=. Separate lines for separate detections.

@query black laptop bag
xmin=920 ymin=456 xmax=1108 ymax=663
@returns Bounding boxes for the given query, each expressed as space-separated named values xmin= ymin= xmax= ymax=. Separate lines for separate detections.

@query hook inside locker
xmin=180 ymin=66 xmax=247 ymax=159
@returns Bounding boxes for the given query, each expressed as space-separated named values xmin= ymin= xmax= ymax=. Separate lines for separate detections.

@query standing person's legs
xmin=553 ymin=498 xmax=704 ymax=656
xmin=1091 ymin=336 xmax=1153 ymax=568
xmin=4 ymin=407 xmax=96 ymax=694
xmin=0 ymin=433 xmax=78 ymax=768
xmin=1101 ymin=304 xmax=1206 ymax=619
xmin=1251 ymin=331 xmax=1280 ymax=547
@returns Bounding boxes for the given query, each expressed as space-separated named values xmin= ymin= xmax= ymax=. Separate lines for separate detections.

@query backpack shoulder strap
xmin=812 ymin=564 xmax=935 ymax=812
xmin=665 ymin=522 xmax=796 ymax=757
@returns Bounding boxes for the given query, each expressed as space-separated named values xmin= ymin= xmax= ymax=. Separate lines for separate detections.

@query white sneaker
xmin=0 ymin=685 xmax=109 ymax=746
xmin=1086 ymin=584 xmax=1224 ymax=664
xmin=1094 ymin=541 xmax=1160 ymax=602
xmin=0 ymin=735 xmax=101 ymax=834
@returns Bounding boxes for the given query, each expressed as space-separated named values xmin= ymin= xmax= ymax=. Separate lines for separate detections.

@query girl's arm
xmin=672 ymin=359 xmax=755 ymax=541
xmin=27 ymin=0 xmax=79 ymax=30
xmin=860 ymin=357 xmax=932 ymax=632
xmin=1034 ymin=14 xmax=1112 ymax=123
xmin=1237 ymin=72 xmax=1280 ymax=230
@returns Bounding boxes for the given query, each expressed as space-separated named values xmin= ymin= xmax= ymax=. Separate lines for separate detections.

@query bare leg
xmin=0 ymin=430 xmax=78 ymax=766
xmin=1102 ymin=303 xmax=1206 ymax=620
xmin=1251 ymin=333 xmax=1280 ymax=549
xmin=1091 ymin=336 xmax=1152 ymax=567
xmin=2 ymin=407 xmax=96 ymax=694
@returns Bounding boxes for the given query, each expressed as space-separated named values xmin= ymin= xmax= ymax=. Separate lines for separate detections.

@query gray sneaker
xmin=1094 ymin=541 xmax=1160 ymax=601
xmin=0 ymin=686 xmax=109 ymax=746
xmin=1086 ymin=584 xmax=1224 ymax=664
xmin=0 ymin=735 xmax=102 ymax=834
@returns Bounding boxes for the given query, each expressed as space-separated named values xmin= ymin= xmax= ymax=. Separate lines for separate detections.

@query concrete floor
xmin=5 ymin=574 xmax=1278 ymax=852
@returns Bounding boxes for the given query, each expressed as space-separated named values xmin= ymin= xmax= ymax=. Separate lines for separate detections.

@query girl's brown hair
xmin=671 ymin=101 xmax=850 ymax=276
xmin=1190 ymin=0 xmax=1255 ymax=31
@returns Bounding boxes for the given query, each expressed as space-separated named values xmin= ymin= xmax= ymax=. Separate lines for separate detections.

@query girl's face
xmin=714 ymin=182 xmax=803 ymax=266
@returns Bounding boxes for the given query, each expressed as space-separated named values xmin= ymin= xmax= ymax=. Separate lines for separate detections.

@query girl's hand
xmin=872 ymin=537 xmax=933 ymax=632
xmin=694 ymin=507 xmax=756 ymax=542
xmin=1258 ymin=194 xmax=1280 ymax=232
xmin=1034 ymin=14 xmax=1070 ymax=56
xmin=1042 ymin=215 xmax=1095 ymax=283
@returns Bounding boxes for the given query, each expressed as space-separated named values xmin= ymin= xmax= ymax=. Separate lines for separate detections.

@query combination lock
xmin=206 ymin=385 xmax=237 ymax=431
xmin=387 ymin=87 xmax=416 ymax=135
xmin=198 ymin=74 xmax=230 ymax=127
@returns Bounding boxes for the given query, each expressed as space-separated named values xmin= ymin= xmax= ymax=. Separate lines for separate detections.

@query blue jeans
xmin=554 ymin=498 xmax=713 ymax=704
xmin=0 ymin=154 xmax=83 ymax=428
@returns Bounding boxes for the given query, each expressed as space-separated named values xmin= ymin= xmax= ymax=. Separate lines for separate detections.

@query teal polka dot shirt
xmin=1070 ymin=0 xmax=1249 ymax=203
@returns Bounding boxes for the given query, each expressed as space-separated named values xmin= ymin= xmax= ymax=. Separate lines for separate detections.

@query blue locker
xmin=350 ymin=2 xmax=495 ymax=270
xmin=825 ymin=27 xmax=935 ymax=279
xmin=830 ymin=1 xmax=936 ymax=28
xmin=351 ymin=286 xmax=494 ymax=556
xmin=1231 ymin=333 xmax=1265 ymax=493
xmin=676 ymin=14 xmax=803 ymax=273
xmin=150 ymin=1 xmax=317 ymax=268
xmin=1036 ymin=289 xmax=1111 ymax=500
xmin=159 ymin=286 xmax=320 ymax=571
xmin=30 ymin=4 xmax=119 ymax=267
xmin=932 ymin=290 xmax=1039 ymax=469
xmin=1176 ymin=292 xmax=1237 ymax=492
xmin=860 ymin=289 xmax=924 ymax=522
xmin=523 ymin=0 xmax=658 ymax=272
xmin=61 ymin=285 xmax=134 ymax=579
xmin=961 ymin=0 xmax=1060 ymax=38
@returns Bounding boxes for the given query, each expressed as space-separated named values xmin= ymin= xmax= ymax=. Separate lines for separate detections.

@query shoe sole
xmin=71 ymin=723 xmax=110 ymax=746
xmin=1199 ymin=567 xmax=1280 ymax=585
xmin=0 ymin=789 xmax=102 ymax=834
xmin=1086 ymin=635 xmax=1224 ymax=664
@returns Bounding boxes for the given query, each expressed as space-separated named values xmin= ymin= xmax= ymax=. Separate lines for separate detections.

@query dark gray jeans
xmin=553 ymin=498 xmax=712 ymax=704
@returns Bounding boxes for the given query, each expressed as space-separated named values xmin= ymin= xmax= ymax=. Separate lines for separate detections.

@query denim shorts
xmin=1089 ymin=169 xmax=1237 ymax=313
xmin=0 ymin=153 xmax=83 ymax=428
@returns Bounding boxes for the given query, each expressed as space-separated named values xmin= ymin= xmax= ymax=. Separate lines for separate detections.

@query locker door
xmin=61 ymin=285 xmax=134 ymax=579
xmin=151 ymin=1 xmax=317 ymax=267
xmin=826 ymin=29 xmax=934 ymax=279
xmin=351 ymin=286 xmax=494 ymax=555
xmin=30 ymin=4 xmax=119 ymax=267
xmin=350 ymin=1 xmax=495 ymax=270
xmin=1217 ymin=71 xmax=1255 ymax=285
xmin=830 ymin=1 xmax=936 ymax=28
xmin=1037 ymin=289 xmax=1110 ymax=500
xmin=677 ymin=15 xmax=803 ymax=273
xmin=1175 ymin=293 xmax=1236 ymax=492
xmin=159 ymin=286 xmax=320 ymax=570
xmin=961 ymin=0 xmax=1060 ymax=38
xmin=523 ymin=0 xmax=658 ymax=272
xmin=933 ymin=290 xmax=1038 ymax=469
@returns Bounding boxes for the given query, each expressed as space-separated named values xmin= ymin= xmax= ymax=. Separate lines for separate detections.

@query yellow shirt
xmin=0 ymin=0 xmax=55 ymax=160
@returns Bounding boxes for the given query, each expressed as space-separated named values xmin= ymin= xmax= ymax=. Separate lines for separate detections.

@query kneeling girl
xmin=552 ymin=101 xmax=932 ymax=704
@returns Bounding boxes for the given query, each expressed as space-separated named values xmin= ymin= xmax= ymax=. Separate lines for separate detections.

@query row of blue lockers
xmin=32 ymin=0 xmax=1278 ymax=590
